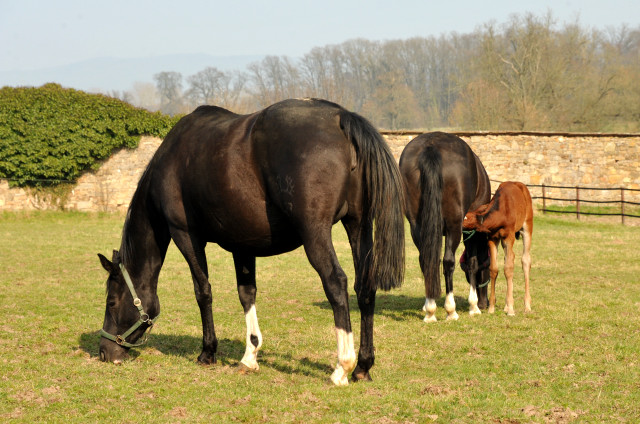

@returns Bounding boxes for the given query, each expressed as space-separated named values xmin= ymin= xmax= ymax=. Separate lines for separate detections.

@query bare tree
xmin=130 ymin=81 xmax=160 ymax=111
xmin=153 ymin=71 xmax=184 ymax=115
xmin=362 ymin=70 xmax=421 ymax=130
xmin=185 ymin=67 xmax=247 ymax=110
xmin=247 ymin=56 xmax=303 ymax=108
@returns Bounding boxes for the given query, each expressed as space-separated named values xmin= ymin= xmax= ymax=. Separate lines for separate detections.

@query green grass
xmin=1 ymin=212 xmax=639 ymax=422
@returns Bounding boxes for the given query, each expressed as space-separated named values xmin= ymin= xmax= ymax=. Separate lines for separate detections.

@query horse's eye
xmin=107 ymin=300 xmax=117 ymax=309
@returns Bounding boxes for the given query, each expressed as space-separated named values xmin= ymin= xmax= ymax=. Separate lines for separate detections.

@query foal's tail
xmin=417 ymin=146 xmax=443 ymax=299
xmin=339 ymin=111 xmax=405 ymax=291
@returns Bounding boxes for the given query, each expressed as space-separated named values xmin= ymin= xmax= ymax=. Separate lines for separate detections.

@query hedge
xmin=0 ymin=83 xmax=179 ymax=187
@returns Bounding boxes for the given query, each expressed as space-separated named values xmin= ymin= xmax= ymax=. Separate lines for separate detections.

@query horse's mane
xmin=119 ymin=160 xmax=154 ymax=268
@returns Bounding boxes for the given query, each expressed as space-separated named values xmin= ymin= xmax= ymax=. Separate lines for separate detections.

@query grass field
xmin=1 ymin=212 xmax=639 ymax=423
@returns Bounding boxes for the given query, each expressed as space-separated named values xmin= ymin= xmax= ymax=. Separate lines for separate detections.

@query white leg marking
xmin=468 ymin=285 xmax=481 ymax=315
xmin=444 ymin=292 xmax=459 ymax=320
xmin=422 ymin=298 xmax=438 ymax=322
xmin=240 ymin=305 xmax=262 ymax=370
xmin=423 ymin=298 xmax=437 ymax=323
xmin=330 ymin=328 xmax=356 ymax=386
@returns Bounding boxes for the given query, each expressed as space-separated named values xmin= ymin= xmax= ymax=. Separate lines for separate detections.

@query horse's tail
xmin=339 ymin=111 xmax=405 ymax=291
xmin=417 ymin=145 xmax=443 ymax=299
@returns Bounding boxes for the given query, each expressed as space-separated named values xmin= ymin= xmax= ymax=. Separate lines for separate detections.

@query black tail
xmin=417 ymin=146 xmax=443 ymax=299
xmin=340 ymin=111 xmax=405 ymax=291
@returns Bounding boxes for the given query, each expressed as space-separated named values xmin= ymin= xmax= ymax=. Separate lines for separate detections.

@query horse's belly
xmin=201 ymin=207 xmax=303 ymax=256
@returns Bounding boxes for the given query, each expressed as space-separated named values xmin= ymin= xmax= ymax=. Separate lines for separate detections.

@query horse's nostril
xmin=99 ymin=350 xmax=106 ymax=362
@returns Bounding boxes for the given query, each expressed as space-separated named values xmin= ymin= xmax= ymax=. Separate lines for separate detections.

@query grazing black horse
xmin=399 ymin=132 xmax=491 ymax=322
xmin=97 ymin=98 xmax=405 ymax=385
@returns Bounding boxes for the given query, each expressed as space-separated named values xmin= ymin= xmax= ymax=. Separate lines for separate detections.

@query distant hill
xmin=0 ymin=54 xmax=263 ymax=93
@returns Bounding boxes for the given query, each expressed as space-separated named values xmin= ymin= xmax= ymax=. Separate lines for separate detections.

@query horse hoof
xmin=423 ymin=314 xmax=437 ymax=323
xmin=488 ymin=306 xmax=495 ymax=314
xmin=330 ymin=368 xmax=349 ymax=386
xmin=447 ymin=312 xmax=460 ymax=320
xmin=197 ymin=352 xmax=217 ymax=365
xmin=468 ymin=309 xmax=481 ymax=316
xmin=237 ymin=362 xmax=258 ymax=374
xmin=351 ymin=366 xmax=372 ymax=382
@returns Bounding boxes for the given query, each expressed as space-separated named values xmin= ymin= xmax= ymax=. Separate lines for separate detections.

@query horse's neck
xmin=119 ymin=197 xmax=169 ymax=290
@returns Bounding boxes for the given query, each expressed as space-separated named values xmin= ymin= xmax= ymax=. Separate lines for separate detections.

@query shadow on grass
xmin=312 ymin=293 xmax=475 ymax=321
xmin=78 ymin=331 xmax=330 ymax=378
xmin=78 ymin=331 xmax=243 ymax=363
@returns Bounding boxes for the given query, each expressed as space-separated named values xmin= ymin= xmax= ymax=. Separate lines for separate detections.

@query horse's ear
xmin=111 ymin=249 xmax=120 ymax=263
xmin=98 ymin=253 xmax=114 ymax=273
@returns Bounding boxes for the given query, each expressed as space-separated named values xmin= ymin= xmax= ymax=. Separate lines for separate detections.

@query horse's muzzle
xmin=99 ymin=338 xmax=129 ymax=364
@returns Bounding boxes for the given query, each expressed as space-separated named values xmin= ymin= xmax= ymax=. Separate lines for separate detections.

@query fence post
xmin=576 ymin=186 xmax=580 ymax=220
xmin=542 ymin=184 xmax=546 ymax=214
xmin=621 ymin=188 xmax=625 ymax=225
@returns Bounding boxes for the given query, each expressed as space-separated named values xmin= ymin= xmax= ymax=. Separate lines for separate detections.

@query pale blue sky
xmin=2 ymin=0 xmax=639 ymax=71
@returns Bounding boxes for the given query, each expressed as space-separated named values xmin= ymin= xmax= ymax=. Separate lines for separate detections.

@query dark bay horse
xmin=97 ymin=98 xmax=405 ymax=385
xmin=463 ymin=181 xmax=533 ymax=315
xmin=399 ymin=132 xmax=491 ymax=322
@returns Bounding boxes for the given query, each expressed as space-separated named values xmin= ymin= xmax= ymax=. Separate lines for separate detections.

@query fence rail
xmin=491 ymin=180 xmax=640 ymax=224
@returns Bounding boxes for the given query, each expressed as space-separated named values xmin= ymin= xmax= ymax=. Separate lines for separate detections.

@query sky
xmin=1 ymin=0 xmax=639 ymax=89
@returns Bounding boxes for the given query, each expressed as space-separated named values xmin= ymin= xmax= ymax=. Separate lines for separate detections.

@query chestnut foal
xmin=463 ymin=181 xmax=533 ymax=315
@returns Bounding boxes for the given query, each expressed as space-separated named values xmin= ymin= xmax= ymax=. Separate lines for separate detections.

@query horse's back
xmin=145 ymin=99 xmax=355 ymax=255
xmin=495 ymin=181 xmax=533 ymax=230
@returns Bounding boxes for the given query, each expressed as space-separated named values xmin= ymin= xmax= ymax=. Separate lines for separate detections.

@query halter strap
xmin=462 ymin=229 xmax=476 ymax=242
xmin=100 ymin=263 xmax=160 ymax=348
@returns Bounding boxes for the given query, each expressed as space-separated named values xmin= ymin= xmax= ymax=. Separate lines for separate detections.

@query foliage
xmin=0 ymin=212 xmax=639 ymax=422
xmin=0 ymin=83 xmax=179 ymax=187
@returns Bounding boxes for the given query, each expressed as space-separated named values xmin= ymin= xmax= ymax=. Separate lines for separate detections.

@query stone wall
xmin=1 ymin=132 xmax=639 ymax=212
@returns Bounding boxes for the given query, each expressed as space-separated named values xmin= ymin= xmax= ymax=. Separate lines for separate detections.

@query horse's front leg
xmin=465 ymin=253 xmax=482 ymax=316
xmin=233 ymin=252 xmax=263 ymax=373
xmin=171 ymin=229 xmax=217 ymax=364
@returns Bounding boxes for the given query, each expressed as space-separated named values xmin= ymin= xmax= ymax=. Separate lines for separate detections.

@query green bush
xmin=0 ymin=83 xmax=179 ymax=187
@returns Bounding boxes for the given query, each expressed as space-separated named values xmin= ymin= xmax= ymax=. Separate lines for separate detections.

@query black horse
xmin=399 ymin=132 xmax=491 ymax=322
xmin=97 ymin=98 xmax=405 ymax=385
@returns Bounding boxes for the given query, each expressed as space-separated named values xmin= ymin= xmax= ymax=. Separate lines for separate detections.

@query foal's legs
xmin=502 ymin=236 xmax=516 ymax=316
xmin=302 ymin=226 xmax=356 ymax=386
xmin=521 ymin=225 xmax=533 ymax=313
xmin=170 ymin=229 xmax=217 ymax=364
xmin=488 ymin=239 xmax=499 ymax=314
xmin=233 ymin=252 xmax=263 ymax=372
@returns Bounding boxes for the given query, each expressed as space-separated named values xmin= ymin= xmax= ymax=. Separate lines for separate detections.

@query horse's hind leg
xmin=521 ymin=225 xmax=533 ymax=313
xmin=302 ymin=226 xmax=356 ymax=386
xmin=233 ymin=252 xmax=263 ymax=372
xmin=170 ymin=229 xmax=217 ymax=364
xmin=343 ymin=216 xmax=375 ymax=382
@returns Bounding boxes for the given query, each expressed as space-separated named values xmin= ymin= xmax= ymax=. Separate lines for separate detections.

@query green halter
xmin=100 ymin=263 xmax=159 ymax=348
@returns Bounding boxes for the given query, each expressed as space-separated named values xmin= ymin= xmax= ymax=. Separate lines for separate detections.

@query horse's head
xmin=97 ymin=250 xmax=159 ymax=364
xmin=460 ymin=232 xmax=490 ymax=310
xmin=463 ymin=202 xmax=492 ymax=231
